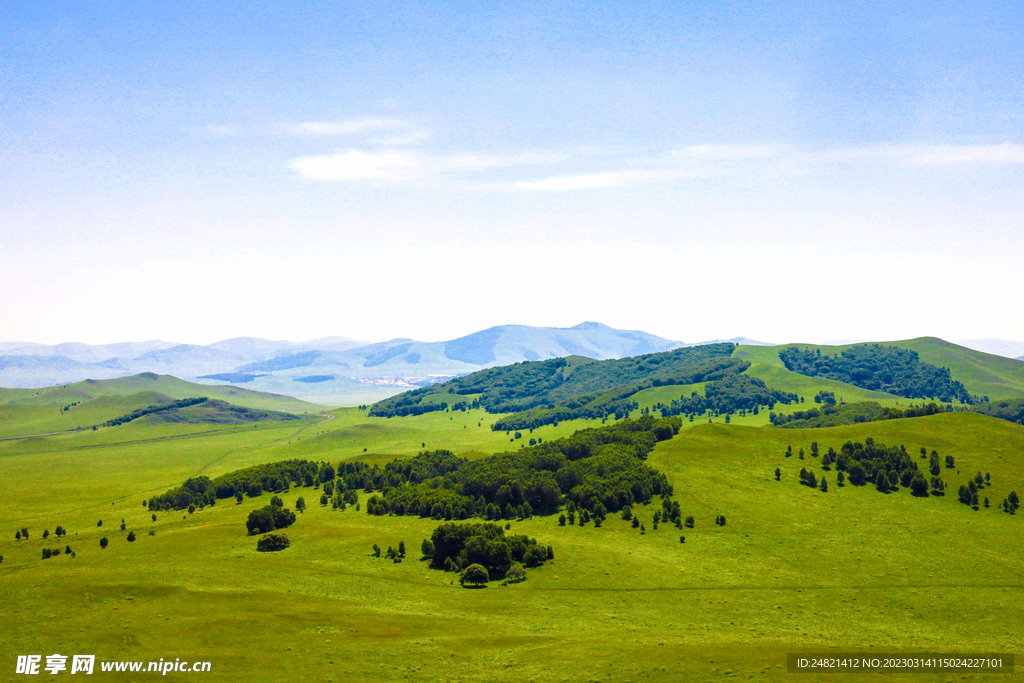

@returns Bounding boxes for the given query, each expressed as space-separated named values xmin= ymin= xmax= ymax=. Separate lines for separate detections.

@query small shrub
xmin=256 ymin=534 xmax=290 ymax=552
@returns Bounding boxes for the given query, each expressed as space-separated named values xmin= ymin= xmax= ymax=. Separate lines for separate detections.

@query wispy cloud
xmin=508 ymin=168 xmax=690 ymax=192
xmin=289 ymin=118 xmax=407 ymax=136
xmin=286 ymin=131 xmax=1023 ymax=190
xmin=815 ymin=143 xmax=1024 ymax=166
xmin=289 ymin=149 xmax=424 ymax=181
xmin=895 ymin=143 xmax=1024 ymax=166
xmin=667 ymin=144 xmax=780 ymax=161
xmin=289 ymin=148 xmax=565 ymax=182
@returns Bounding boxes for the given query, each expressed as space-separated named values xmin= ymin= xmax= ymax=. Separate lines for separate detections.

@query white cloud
xmin=896 ymin=143 xmax=1024 ymax=166
xmin=289 ymin=118 xmax=406 ymax=136
xmin=815 ymin=142 xmax=1024 ymax=166
xmin=509 ymin=168 xmax=696 ymax=192
xmin=439 ymin=151 xmax=568 ymax=171
xmin=668 ymin=144 xmax=779 ymax=160
xmin=290 ymin=148 xmax=565 ymax=182
xmin=289 ymin=149 xmax=423 ymax=181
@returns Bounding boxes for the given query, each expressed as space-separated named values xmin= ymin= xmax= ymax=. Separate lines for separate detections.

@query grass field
xmin=743 ymin=338 xmax=1024 ymax=402
xmin=2 ymin=379 xmax=1023 ymax=682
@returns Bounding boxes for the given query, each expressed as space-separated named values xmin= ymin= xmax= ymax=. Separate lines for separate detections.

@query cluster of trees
xmin=371 ymin=541 xmax=407 ymax=562
xmin=149 ymin=459 xmax=330 ymax=510
xmin=245 ymin=503 xmax=297 ymax=535
xmin=257 ymin=534 xmax=290 ymax=552
xmin=771 ymin=401 xmax=954 ymax=428
xmin=367 ymin=386 xmax=451 ymax=418
xmin=102 ymin=397 xmax=209 ymax=427
xmin=345 ymin=416 xmax=680 ymax=522
xmin=799 ymin=467 xmax=821 ymax=489
xmin=428 ymin=522 xmax=552 ymax=579
xmin=779 ymin=345 xmax=978 ymax=404
xmin=953 ymin=473 xmax=1017 ymax=513
xmin=656 ymin=374 xmax=798 ymax=420
xmin=371 ymin=344 xmax=746 ymax=431
xmin=814 ymin=390 xmax=837 ymax=405
xmin=788 ymin=438 xmax=947 ymax=498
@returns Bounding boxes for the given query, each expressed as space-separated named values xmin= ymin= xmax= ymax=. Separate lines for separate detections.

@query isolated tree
xmin=398 ymin=540 xmax=406 ymax=557
xmin=621 ymin=506 xmax=633 ymax=521
xmin=819 ymin=477 xmax=828 ymax=493
xmin=685 ymin=516 xmax=695 ymax=528
xmin=270 ymin=495 xmax=284 ymax=508
xmin=460 ymin=563 xmax=489 ymax=587
xmin=631 ymin=517 xmax=640 ymax=529
xmin=235 ymin=491 xmax=244 ymax=504
xmin=15 ymin=530 xmax=21 ymax=541
xmin=65 ymin=545 xmax=72 ymax=555
xmin=774 ymin=468 xmax=781 ymax=481
xmin=836 ymin=470 xmax=845 ymax=486
xmin=372 ymin=543 xmax=381 ymax=557
xmin=421 ymin=538 xmax=434 ymax=557
xmin=100 ymin=537 xmax=109 ymax=549
xmin=546 ymin=545 xmax=554 ymax=560
xmin=295 ymin=497 xmax=306 ymax=513
xmin=810 ymin=441 xmax=819 ymax=458
xmin=558 ymin=514 xmax=566 ymax=526
xmin=43 ymin=529 xmax=49 ymax=539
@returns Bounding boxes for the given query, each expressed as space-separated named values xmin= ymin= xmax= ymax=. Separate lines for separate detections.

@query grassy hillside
xmin=889 ymin=337 xmax=1024 ymax=400
xmin=1 ymin=401 xmax=1022 ymax=681
xmin=0 ymin=374 xmax=322 ymax=438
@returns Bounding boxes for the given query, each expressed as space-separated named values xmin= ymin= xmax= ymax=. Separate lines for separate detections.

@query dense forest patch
xmin=148 ymin=459 xmax=328 ymax=510
xmin=771 ymin=401 xmax=954 ymax=428
xmin=655 ymin=374 xmax=797 ymax=420
xmin=348 ymin=415 xmax=680 ymax=520
xmin=428 ymin=522 xmax=552 ymax=578
xmin=371 ymin=344 xmax=745 ymax=429
xmin=779 ymin=344 xmax=978 ymax=403
xmin=973 ymin=398 xmax=1024 ymax=425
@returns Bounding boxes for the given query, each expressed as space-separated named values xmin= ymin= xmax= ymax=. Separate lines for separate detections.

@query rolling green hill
xmin=0 ymin=373 xmax=321 ymax=439
xmin=889 ymin=337 xmax=1024 ymax=400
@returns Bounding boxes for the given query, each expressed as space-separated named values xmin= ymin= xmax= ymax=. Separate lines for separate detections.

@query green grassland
xmin=0 ymin=374 xmax=322 ymax=439
xmin=2 ymin=349 xmax=1024 ymax=681
xmin=2 ymin=381 xmax=1023 ymax=682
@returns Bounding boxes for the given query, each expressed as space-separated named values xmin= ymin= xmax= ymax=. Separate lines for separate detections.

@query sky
xmin=2 ymin=0 xmax=1023 ymax=346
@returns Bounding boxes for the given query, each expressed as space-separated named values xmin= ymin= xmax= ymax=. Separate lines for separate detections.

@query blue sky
xmin=2 ymin=1 xmax=1022 ymax=344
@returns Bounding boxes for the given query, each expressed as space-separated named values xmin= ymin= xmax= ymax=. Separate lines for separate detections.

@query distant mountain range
xmin=0 ymin=323 xmax=720 ymax=403
xmin=2 ymin=326 xmax=1021 ymax=405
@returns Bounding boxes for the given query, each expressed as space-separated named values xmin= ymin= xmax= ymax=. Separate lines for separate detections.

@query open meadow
xmin=2 ymin=374 xmax=1022 ymax=681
